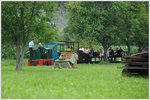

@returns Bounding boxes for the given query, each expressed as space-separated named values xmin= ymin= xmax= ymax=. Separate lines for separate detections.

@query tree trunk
xmin=16 ymin=44 xmax=27 ymax=71
xmin=138 ymin=44 xmax=144 ymax=52
xmin=127 ymin=43 xmax=130 ymax=55
xmin=101 ymin=40 xmax=110 ymax=61
xmin=16 ymin=39 xmax=20 ymax=70
xmin=138 ymin=46 xmax=142 ymax=52
xmin=102 ymin=44 xmax=108 ymax=61
xmin=103 ymin=47 xmax=108 ymax=61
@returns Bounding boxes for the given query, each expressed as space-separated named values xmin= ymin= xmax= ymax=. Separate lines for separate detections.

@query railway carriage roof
xmin=49 ymin=41 xmax=79 ymax=44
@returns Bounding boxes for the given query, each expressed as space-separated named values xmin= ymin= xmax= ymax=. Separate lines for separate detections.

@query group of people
xmin=79 ymin=46 xmax=91 ymax=63
xmin=29 ymin=39 xmax=124 ymax=64
xmin=108 ymin=47 xmax=124 ymax=62
xmin=29 ymin=39 xmax=46 ymax=64
xmin=79 ymin=45 xmax=124 ymax=62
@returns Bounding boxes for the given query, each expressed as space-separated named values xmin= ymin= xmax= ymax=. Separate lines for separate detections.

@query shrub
xmin=2 ymin=44 xmax=30 ymax=59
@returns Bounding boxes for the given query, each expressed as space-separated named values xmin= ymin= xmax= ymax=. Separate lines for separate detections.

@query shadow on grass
xmin=122 ymin=72 xmax=149 ymax=78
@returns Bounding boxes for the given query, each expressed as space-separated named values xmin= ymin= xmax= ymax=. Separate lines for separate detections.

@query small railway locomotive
xmin=28 ymin=48 xmax=54 ymax=66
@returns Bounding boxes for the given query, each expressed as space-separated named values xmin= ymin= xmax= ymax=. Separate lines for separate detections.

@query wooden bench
xmin=90 ymin=56 xmax=102 ymax=63
xmin=108 ymin=56 xmax=122 ymax=63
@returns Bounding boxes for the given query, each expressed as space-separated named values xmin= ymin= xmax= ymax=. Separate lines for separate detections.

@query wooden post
xmin=60 ymin=44 xmax=61 ymax=53
xmin=63 ymin=44 xmax=64 ymax=52
xmin=78 ymin=42 xmax=79 ymax=51
xmin=73 ymin=42 xmax=74 ymax=52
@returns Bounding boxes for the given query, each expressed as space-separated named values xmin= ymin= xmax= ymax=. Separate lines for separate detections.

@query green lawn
xmin=1 ymin=59 xmax=149 ymax=99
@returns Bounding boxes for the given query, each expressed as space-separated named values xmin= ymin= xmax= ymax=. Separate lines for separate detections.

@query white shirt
xmin=29 ymin=41 xmax=34 ymax=48
xmin=79 ymin=48 xmax=84 ymax=52
xmin=107 ymin=50 xmax=109 ymax=57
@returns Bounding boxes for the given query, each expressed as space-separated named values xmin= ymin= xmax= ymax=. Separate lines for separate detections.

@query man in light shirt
xmin=79 ymin=45 xmax=84 ymax=52
xmin=29 ymin=39 xmax=34 ymax=64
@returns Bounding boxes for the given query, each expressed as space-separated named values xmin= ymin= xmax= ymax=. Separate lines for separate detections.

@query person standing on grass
xmin=29 ymin=39 xmax=35 ymax=64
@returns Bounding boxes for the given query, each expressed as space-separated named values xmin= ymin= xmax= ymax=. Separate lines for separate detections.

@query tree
xmin=131 ymin=2 xmax=149 ymax=52
xmin=114 ymin=2 xmax=149 ymax=55
xmin=2 ymin=1 xmax=58 ymax=70
xmin=65 ymin=2 xmax=118 ymax=60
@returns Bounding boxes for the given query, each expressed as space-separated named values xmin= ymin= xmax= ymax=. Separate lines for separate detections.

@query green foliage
xmin=65 ymin=2 xmax=122 ymax=60
xmin=2 ymin=45 xmax=16 ymax=59
xmin=2 ymin=44 xmax=30 ymax=59
xmin=131 ymin=2 xmax=149 ymax=49
xmin=111 ymin=2 xmax=148 ymax=53
xmin=2 ymin=1 xmax=59 ymax=69
xmin=1 ymin=59 xmax=149 ymax=98
xmin=65 ymin=2 xmax=119 ymax=47
xmin=64 ymin=2 xmax=148 ymax=55
xmin=2 ymin=1 xmax=59 ymax=44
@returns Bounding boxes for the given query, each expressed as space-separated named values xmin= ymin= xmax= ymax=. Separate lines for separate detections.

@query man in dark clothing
xmin=114 ymin=48 xmax=118 ymax=62
xmin=90 ymin=48 xmax=94 ymax=57
xmin=109 ymin=47 xmax=114 ymax=62
xmin=38 ymin=43 xmax=46 ymax=59
xmin=114 ymin=48 xmax=120 ymax=56
xmin=118 ymin=47 xmax=124 ymax=56
xmin=83 ymin=53 xmax=90 ymax=64
xmin=114 ymin=48 xmax=123 ymax=62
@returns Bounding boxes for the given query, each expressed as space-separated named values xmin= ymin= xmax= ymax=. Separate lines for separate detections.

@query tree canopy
xmin=64 ymin=1 xmax=149 ymax=58
xmin=113 ymin=2 xmax=149 ymax=54
xmin=2 ymin=1 xmax=59 ymax=70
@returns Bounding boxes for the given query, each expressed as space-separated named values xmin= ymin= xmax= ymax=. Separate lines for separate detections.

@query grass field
xmin=1 ymin=59 xmax=149 ymax=99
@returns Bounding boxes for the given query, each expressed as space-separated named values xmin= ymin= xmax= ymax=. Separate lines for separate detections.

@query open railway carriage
xmin=53 ymin=41 xmax=79 ymax=69
xmin=47 ymin=41 xmax=80 ymax=59
xmin=55 ymin=41 xmax=102 ymax=64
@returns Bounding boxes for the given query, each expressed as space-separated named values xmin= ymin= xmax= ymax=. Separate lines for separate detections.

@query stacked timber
xmin=119 ymin=51 xmax=149 ymax=76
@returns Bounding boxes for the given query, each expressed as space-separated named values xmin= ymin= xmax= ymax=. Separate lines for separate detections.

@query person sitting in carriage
xmin=83 ymin=46 xmax=90 ymax=63
xmin=38 ymin=43 xmax=46 ymax=59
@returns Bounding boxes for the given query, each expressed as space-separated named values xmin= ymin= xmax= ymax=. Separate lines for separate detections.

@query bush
xmin=2 ymin=43 xmax=138 ymax=59
xmin=2 ymin=45 xmax=16 ymax=59
xmin=2 ymin=44 xmax=30 ymax=59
